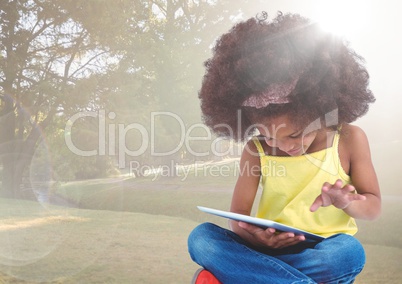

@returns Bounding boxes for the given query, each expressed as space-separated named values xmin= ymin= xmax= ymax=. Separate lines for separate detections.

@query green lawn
xmin=0 ymin=165 xmax=401 ymax=283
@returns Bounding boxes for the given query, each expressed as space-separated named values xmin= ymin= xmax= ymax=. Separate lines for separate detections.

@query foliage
xmin=0 ymin=0 xmax=130 ymax=196
xmin=0 ymin=0 xmax=257 ymax=196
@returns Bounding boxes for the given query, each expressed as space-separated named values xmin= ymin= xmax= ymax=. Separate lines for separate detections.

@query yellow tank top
xmin=253 ymin=132 xmax=357 ymax=237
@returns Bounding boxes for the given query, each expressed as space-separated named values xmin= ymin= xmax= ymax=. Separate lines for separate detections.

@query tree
xmin=115 ymin=0 xmax=255 ymax=168
xmin=0 ymin=0 xmax=259 ymax=197
xmin=0 ymin=0 xmax=134 ymax=197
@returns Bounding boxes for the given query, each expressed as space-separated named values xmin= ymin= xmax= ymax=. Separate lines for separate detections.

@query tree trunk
xmin=0 ymin=97 xmax=46 ymax=198
xmin=1 ymin=153 xmax=24 ymax=198
xmin=1 ymin=140 xmax=41 ymax=199
xmin=0 ymin=94 xmax=17 ymax=197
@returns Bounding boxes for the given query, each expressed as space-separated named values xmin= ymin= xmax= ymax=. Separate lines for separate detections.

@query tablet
xmin=197 ymin=206 xmax=325 ymax=242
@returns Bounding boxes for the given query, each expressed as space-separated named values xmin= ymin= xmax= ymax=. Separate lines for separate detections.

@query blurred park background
xmin=0 ymin=0 xmax=401 ymax=283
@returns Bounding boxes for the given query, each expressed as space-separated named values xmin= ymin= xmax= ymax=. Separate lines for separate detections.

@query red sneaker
xmin=191 ymin=268 xmax=221 ymax=284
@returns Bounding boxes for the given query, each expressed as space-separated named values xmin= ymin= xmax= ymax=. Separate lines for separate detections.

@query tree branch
xmin=69 ymin=50 xmax=109 ymax=78
xmin=180 ymin=0 xmax=195 ymax=30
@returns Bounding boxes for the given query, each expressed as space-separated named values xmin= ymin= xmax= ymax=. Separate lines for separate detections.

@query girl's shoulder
xmin=241 ymin=137 xmax=261 ymax=159
xmin=338 ymin=124 xmax=371 ymax=173
xmin=339 ymin=124 xmax=369 ymax=147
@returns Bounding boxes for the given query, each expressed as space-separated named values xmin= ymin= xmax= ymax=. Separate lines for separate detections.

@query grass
xmin=0 ymin=160 xmax=401 ymax=283
xmin=0 ymin=198 xmax=201 ymax=283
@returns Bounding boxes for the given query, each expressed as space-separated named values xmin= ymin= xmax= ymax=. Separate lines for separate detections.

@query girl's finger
xmin=343 ymin=184 xmax=356 ymax=192
xmin=334 ymin=179 xmax=344 ymax=188
xmin=310 ymin=195 xmax=323 ymax=212
xmin=350 ymin=194 xmax=366 ymax=201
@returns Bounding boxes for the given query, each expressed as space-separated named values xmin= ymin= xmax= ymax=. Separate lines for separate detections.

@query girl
xmin=188 ymin=12 xmax=381 ymax=284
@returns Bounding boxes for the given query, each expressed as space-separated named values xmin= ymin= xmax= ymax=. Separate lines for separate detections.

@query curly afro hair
xmin=198 ymin=12 xmax=375 ymax=141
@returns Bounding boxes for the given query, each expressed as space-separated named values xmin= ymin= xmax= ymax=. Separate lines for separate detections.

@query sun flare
xmin=311 ymin=0 xmax=372 ymax=39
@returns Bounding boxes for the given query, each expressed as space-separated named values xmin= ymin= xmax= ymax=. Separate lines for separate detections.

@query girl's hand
xmin=237 ymin=221 xmax=305 ymax=249
xmin=310 ymin=179 xmax=366 ymax=212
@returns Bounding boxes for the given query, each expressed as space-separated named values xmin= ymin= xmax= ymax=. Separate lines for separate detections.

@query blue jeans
xmin=188 ymin=223 xmax=365 ymax=284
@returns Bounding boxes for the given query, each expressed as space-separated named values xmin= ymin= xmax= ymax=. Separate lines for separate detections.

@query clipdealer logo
xmin=64 ymin=108 xmax=340 ymax=176
xmin=64 ymin=110 xmax=243 ymax=168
